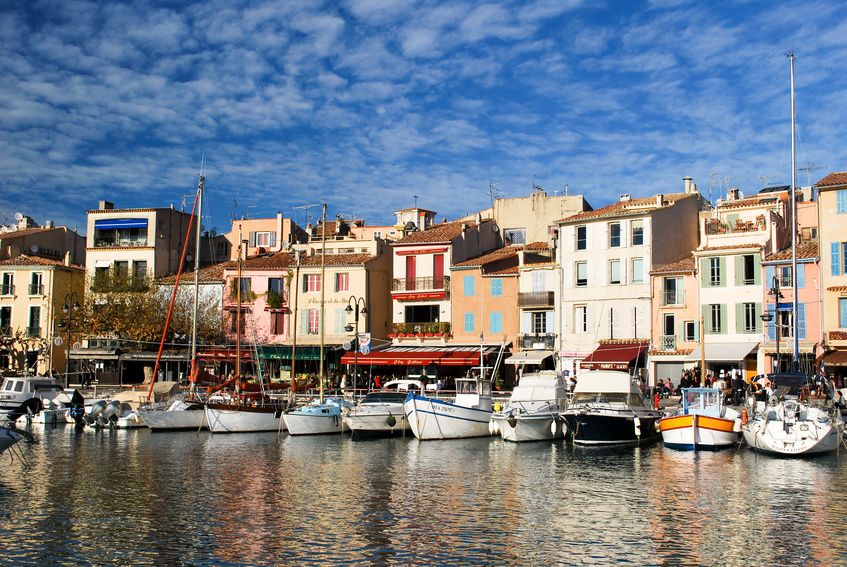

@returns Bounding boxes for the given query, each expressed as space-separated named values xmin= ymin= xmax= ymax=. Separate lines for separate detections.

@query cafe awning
xmin=257 ymin=345 xmax=329 ymax=361
xmin=685 ymin=342 xmax=758 ymax=362
xmin=823 ymin=350 xmax=847 ymax=368
xmin=580 ymin=341 xmax=648 ymax=371
xmin=341 ymin=346 xmax=497 ymax=366
xmin=505 ymin=350 xmax=554 ymax=365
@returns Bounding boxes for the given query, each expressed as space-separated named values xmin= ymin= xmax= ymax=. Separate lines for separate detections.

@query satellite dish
xmin=14 ymin=212 xmax=23 ymax=221
xmin=30 ymin=244 xmax=39 ymax=254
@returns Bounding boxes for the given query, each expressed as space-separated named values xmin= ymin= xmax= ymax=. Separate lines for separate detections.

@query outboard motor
xmin=68 ymin=390 xmax=86 ymax=425
xmin=84 ymin=400 xmax=108 ymax=426
xmin=8 ymin=398 xmax=43 ymax=423
xmin=98 ymin=400 xmax=122 ymax=427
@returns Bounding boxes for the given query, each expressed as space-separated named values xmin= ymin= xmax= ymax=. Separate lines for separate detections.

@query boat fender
xmin=655 ymin=420 xmax=661 ymax=432
xmin=386 ymin=415 xmax=397 ymax=427
xmin=741 ymin=407 xmax=749 ymax=426
xmin=550 ymin=419 xmax=558 ymax=437
xmin=507 ymin=416 xmax=517 ymax=429
xmin=493 ymin=402 xmax=501 ymax=412
xmin=633 ymin=416 xmax=641 ymax=438
xmin=488 ymin=420 xmax=497 ymax=435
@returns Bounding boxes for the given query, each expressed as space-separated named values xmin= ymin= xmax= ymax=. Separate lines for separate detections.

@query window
xmin=230 ymin=310 xmax=245 ymax=333
xmin=255 ymin=232 xmax=271 ymax=247
xmin=504 ymin=228 xmax=526 ymax=245
xmin=374 ymin=231 xmax=382 ymax=239
xmin=709 ymin=257 xmax=721 ymax=286
xmin=575 ymin=305 xmax=588 ymax=333
xmin=270 ymin=312 xmax=285 ymax=335
xmin=801 ymin=227 xmax=818 ymax=241
xmin=29 ymin=273 xmax=43 ymax=295
xmin=609 ymin=259 xmax=621 ymax=285
xmin=532 ymin=271 xmax=545 ymax=292
xmin=490 ymin=278 xmax=503 ymax=297
xmin=114 ymin=261 xmax=129 ymax=287
xmin=741 ymin=255 xmax=757 ymax=285
xmin=741 ymin=302 xmax=759 ymax=333
xmin=1 ymin=273 xmax=12 ymax=295
xmin=304 ymin=274 xmax=321 ymax=292
xmin=132 ymin=261 xmax=147 ymax=287
xmin=268 ymin=278 xmax=283 ymax=294
xmin=489 ymin=312 xmax=503 ymax=333
xmin=405 ymin=305 xmax=439 ymax=323
xmin=463 ymin=275 xmax=475 ymax=296
xmin=609 ymin=223 xmax=621 ymax=247
xmin=464 ymin=312 xmax=475 ymax=333
xmin=663 ymin=277 xmax=682 ymax=305
xmin=576 ymin=226 xmax=587 ymax=250
xmin=576 ymin=262 xmax=587 ymax=287
xmin=308 ymin=308 xmax=320 ymax=334
xmin=840 ymin=298 xmax=847 ymax=328
xmin=335 ymin=272 xmax=349 ymax=292
xmin=684 ymin=321 xmax=696 ymax=342
xmin=532 ymin=312 xmax=548 ymax=334
xmin=706 ymin=304 xmax=724 ymax=334
xmin=239 ymin=278 xmax=252 ymax=295
xmin=778 ymin=266 xmax=792 ymax=287
xmin=631 ymin=220 xmax=644 ymax=246
xmin=0 ymin=306 xmax=10 ymax=333
xmin=838 ymin=190 xmax=847 ymax=214
xmin=631 ymin=258 xmax=644 ymax=283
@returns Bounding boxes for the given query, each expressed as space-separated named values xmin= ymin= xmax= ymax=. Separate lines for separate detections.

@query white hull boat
xmin=660 ymin=388 xmax=740 ymax=450
xmin=16 ymin=407 xmax=67 ymax=427
xmin=404 ymin=377 xmax=493 ymax=440
xmin=284 ymin=397 xmax=352 ymax=436
xmin=205 ymin=403 xmax=283 ymax=433
xmin=0 ymin=375 xmax=63 ymax=420
xmin=138 ymin=399 xmax=207 ymax=431
xmin=491 ymin=371 xmax=567 ymax=442
xmin=343 ymin=380 xmax=421 ymax=436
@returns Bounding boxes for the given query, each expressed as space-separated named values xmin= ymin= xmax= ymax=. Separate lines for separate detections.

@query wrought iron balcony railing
xmin=518 ymin=291 xmax=555 ymax=308
xmin=29 ymin=284 xmax=44 ymax=295
xmin=391 ymin=276 xmax=450 ymax=292
xmin=520 ymin=333 xmax=556 ymax=349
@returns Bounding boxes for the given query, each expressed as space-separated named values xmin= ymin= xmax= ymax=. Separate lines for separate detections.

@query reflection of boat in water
xmin=404 ymin=375 xmax=493 ymax=440
xmin=660 ymin=388 xmax=740 ymax=450
xmin=561 ymin=370 xmax=661 ymax=446
xmin=343 ymin=380 xmax=421 ymax=436
xmin=491 ymin=371 xmax=567 ymax=442
xmin=742 ymin=373 xmax=842 ymax=456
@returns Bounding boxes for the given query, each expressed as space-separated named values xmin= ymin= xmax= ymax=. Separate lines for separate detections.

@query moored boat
xmin=404 ymin=375 xmax=493 ymax=440
xmin=660 ymin=387 xmax=740 ymax=450
xmin=284 ymin=397 xmax=353 ymax=436
xmin=0 ymin=375 xmax=63 ymax=420
xmin=491 ymin=370 xmax=568 ymax=442
xmin=343 ymin=380 xmax=422 ymax=436
xmin=205 ymin=400 xmax=285 ymax=433
xmin=139 ymin=399 xmax=207 ymax=432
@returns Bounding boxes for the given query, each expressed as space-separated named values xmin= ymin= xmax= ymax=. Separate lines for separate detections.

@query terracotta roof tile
xmin=697 ymin=243 xmax=763 ymax=252
xmin=453 ymin=245 xmax=522 ymax=268
xmin=299 ymin=253 xmax=374 ymax=267
xmin=717 ymin=194 xmax=785 ymax=210
xmin=0 ymin=227 xmax=61 ymax=239
xmin=816 ymin=172 xmax=847 ymax=188
xmin=394 ymin=220 xmax=478 ymax=245
xmin=651 ymin=254 xmax=695 ymax=275
xmin=559 ymin=193 xmax=693 ymax=223
xmin=487 ymin=266 xmax=519 ymax=276
xmin=156 ymin=263 xmax=228 ymax=284
xmin=0 ymin=254 xmax=82 ymax=269
xmin=765 ymin=242 xmax=818 ymax=262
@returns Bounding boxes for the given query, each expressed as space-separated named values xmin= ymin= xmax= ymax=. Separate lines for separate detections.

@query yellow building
xmin=816 ymin=171 xmax=847 ymax=380
xmin=0 ymin=255 xmax=85 ymax=377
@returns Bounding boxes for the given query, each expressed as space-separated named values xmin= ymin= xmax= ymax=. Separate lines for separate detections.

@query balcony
xmin=1 ymin=284 xmax=14 ymax=296
xmin=661 ymin=290 xmax=685 ymax=306
xmin=392 ymin=276 xmax=450 ymax=292
xmin=518 ymin=291 xmax=555 ymax=308
xmin=520 ymin=333 xmax=556 ymax=350
xmin=390 ymin=322 xmax=451 ymax=337
xmin=27 ymin=326 xmax=41 ymax=338
xmin=0 ymin=326 xmax=11 ymax=337
xmin=659 ymin=335 xmax=676 ymax=351
xmin=704 ymin=216 xmax=766 ymax=235
xmin=29 ymin=284 xmax=44 ymax=295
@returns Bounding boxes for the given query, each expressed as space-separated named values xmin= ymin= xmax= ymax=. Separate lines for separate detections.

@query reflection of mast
xmin=236 ymin=226 xmax=243 ymax=397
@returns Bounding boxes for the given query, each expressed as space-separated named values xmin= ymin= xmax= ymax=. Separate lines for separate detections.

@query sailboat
xmin=741 ymin=53 xmax=844 ymax=456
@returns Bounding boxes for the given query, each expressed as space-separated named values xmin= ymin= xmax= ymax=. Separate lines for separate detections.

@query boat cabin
xmin=571 ymin=370 xmax=649 ymax=407
xmin=681 ymin=388 xmax=722 ymax=417
xmin=0 ymin=376 xmax=61 ymax=397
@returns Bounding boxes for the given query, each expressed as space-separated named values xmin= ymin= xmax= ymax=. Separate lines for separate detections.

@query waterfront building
xmin=648 ymin=253 xmax=700 ymax=385
xmin=558 ymin=178 xmax=707 ymax=382
xmin=492 ymin=187 xmax=590 ymax=245
xmin=0 ymin=217 xmax=85 ymax=265
xmin=512 ymin=244 xmax=560 ymax=377
xmin=816 ymin=171 xmax=847 ymax=381
xmin=692 ymin=186 xmax=791 ymax=380
xmin=228 ymin=212 xmax=306 ymax=260
xmin=0 ymin=254 xmax=85 ymax=376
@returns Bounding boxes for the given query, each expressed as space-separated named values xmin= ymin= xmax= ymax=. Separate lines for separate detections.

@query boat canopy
xmin=505 ymin=350 xmax=553 ymax=365
xmin=572 ymin=370 xmax=641 ymax=395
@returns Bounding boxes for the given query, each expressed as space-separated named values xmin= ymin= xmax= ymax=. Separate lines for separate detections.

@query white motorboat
xmin=404 ymin=375 xmax=493 ymax=440
xmin=0 ymin=426 xmax=25 ymax=455
xmin=0 ymin=375 xmax=63 ymax=420
xmin=284 ymin=397 xmax=353 ymax=436
xmin=660 ymin=388 xmax=741 ymax=450
xmin=561 ymin=370 xmax=662 ymax=446
xmin=138 ymin=399 xmax=207 ymax=432
xmin=205 ymin=401 xmax=284 ymax=433
xmin=343 ymin=380 xmax=422 ymax=436
xmin=490 ymin=370 xmax=568 ymax=442
xmin=742 ymin=373 xmax=843 ymax=456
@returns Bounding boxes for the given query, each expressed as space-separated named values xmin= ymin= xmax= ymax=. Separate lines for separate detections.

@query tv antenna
xmin=413 ymin=195 xmax=419 ymax=208
xmin=707 ymin=171 xmax=721 ymax=204
xmin=758 ymin=175 xmax=777 ymax=189
xmin=488 ymin=181 xmax=503 ymax=209
xmin=798 ymin=161 xmax=826 ymax=187
xmin=293 ymin=203 xmax=322 ymax=227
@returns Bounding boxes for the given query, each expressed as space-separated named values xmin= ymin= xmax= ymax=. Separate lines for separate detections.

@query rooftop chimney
xmin=683 ymin=176 xmax=693 ymax=193
xmin=98 ymin=200 xmax=114 ymax=210
xmin=656 ymin=194 xmax=664 ymax=206
xmin=619 ymin=194 xmax=631 ymax=202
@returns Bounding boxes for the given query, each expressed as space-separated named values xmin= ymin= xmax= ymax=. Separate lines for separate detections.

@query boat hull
xmin=492 ymin=413 xmax=564 ymax=442
xmin=205 ymin=405 xmax=283 ymax=433
xmin=563 ymin=412 xmax=660 ymax=446
xmin=742 ymin=413 xmax=841 ymax=456
xmin=283 ymin=412 xmax=343 ymax=435
xmin=403 ymin=394 xmax=493 ymax=440
xmin=343 ymin=411 xmax=409 ymax=435
xmin=660 ymin=414 xmax=739 ymax=450
xmin=139 ymin=407 xmax=207 ymax=432
xmin=0 ymin=427 xmax=24 ymax=454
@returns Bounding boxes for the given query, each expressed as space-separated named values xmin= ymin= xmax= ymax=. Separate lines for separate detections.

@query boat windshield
xmin=362 ymin=392 xmax=407 ymax=404
xmin=1 ymin=380 xmax=12 ymax=391
xmin=572 ymin=392 xmax=634 ymax=404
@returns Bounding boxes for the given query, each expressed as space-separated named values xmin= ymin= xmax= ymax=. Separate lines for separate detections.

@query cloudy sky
xmin=1 ymin=0 xmax=846 ymax=234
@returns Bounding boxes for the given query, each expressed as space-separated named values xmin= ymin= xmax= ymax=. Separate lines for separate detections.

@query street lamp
xmin=56 ymin=291 xmax=81 ymax=388
xmin=760 ymin=275 xmax=784 ymax=374
xmin=344 ymin=296 xmax=367 ymax=396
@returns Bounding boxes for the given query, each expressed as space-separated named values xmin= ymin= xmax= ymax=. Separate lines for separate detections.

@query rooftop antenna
xmin=230 ymin=198 xmax=239 ymax=223
xmin=759 ymin=175 xmax=777 ymax=189
xmin=798 ymin=161 xmax=825 ymax=187
xmin=245 ymin=204 xmax=257 ymax=219
xmin=707 ymin=170 xmax=721 ymax=204
xmin=488 ymin=181 xmax=502 ymax=209
xmin=292 ymin=203 xmax=321 ymax=227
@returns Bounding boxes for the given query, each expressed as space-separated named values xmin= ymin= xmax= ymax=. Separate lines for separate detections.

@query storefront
xmin=340 ymin=345 xmax=499 ymax=386
xmin=685 ymin=342 xmax=759 ymax=381
xmin=579 ymin=340 xmax=649 ymax=377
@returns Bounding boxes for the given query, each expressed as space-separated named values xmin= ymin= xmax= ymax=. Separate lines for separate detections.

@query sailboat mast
xmin=789 ymin=51 xmax=800 ymax=369
xmin=189 ymin=173 xmax=204 ymax=397
xmin=289 ymin=252 xmax=300 ymax=405
xmin=318 ymin=203 xmax=327 ymax=403
xmin=236 ymin=226 xmax=243 ymax=396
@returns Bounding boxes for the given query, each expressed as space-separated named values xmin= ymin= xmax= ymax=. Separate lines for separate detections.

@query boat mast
xmin=788 ymin=51 xmax=800 ymax=370
xmin=189 ymin=168 xmax=204 ymax=398
xmin=318 ymin=203 xmax=327 ymax=403
xmin=235 ymin=226 xmax=243 ymax=398
xmin=289 ymin=251 xmax=301 ymax=405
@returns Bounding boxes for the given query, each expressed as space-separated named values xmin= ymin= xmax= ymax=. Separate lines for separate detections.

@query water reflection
xmin=1 ymin=428 xmax=847 ymax=566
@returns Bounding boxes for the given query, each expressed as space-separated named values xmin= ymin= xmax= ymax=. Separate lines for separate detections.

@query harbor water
xmin=1 ymin=426 xmax=846 ymax=566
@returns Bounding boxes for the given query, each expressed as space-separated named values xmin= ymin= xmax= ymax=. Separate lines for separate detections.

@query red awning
xmin=197 ymin=348 xmax=254 ymax=361
xmin=579 ymin=341 xmax=648 ymax=371
xmin=823 ymin=350 xmax=847 ymax=368
xmin=340 ymin=348 xmax=492 ymax=366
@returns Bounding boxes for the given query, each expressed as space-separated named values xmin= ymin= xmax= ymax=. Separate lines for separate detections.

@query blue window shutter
xmin=838 ymin=190 xmax=847 ymax=213
xmin=464 ymin=312 xmax=474 ymax=333
xmin=765 ymin=265 xmax=775 ymax=288
xmin=490 ymin=312 xmax=502 ymax=333
xmin=767 ymin=304 xmax=776 ymax=341
xmin=840 ymin=299 xmax=847 ymax=328
xmin=832 ymin=242 xmax=842 ymax=276
xmin=490 ymin=278 xmax=502 ymax=296
xmin=464 ymin=275 xmax=475 ymax=296
xmin=796 ymin=264 xmax=805 ymax=288
xmin=797 ymin=303 xmax=806 ymax=339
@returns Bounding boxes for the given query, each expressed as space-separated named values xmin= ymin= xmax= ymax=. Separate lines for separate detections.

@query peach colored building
xmin=816 ymin=172 xmax=847 ymax=381
xmin=228 ymin=213 xmax=307 ymax=259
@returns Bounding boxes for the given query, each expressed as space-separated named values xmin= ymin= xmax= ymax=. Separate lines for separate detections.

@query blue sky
xmin=1 ymin=0 xmax=846 ymax=235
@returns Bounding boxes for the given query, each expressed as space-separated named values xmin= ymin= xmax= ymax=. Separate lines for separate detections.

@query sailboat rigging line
xmin=147 ymin=180 xmax=201 ymax=402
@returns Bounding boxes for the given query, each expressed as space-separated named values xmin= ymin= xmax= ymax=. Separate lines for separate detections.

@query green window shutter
xmin=702 ymin=305 xmax=711 ymax=334
xmin=694 ymin=318 xmax=700 ymax=340
xmin=755 ymin=302 xmax=763 ymax=333
xmin=718 ymin=257 xmax=727 ymax=287
xmin=735 ymin=303 xmax=744 ymax=333
xmin=700 ymin=258 xmax=710 ymax=287
xmin=753 ymin=255 xmax=762 ymax=285
xmin=734 ymin=256 xmax=743 ymax=286
xmin=719 ymin=304 xmax=728 ymax=334
xmin=300 ymin=311 xmax=309 ymax=335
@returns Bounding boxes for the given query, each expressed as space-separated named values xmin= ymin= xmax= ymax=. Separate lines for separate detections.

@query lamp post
xmin=761 ymin=275 xmax=784 ymax=373
xmin=344 ymin=296 xmax=367 ymax=396
xmin=56 ymin=291 xmax=81 ymax=388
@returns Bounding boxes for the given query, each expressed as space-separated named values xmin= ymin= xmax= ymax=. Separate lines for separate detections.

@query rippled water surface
xmin=1 ymin=426 xmax=847 ymax=566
